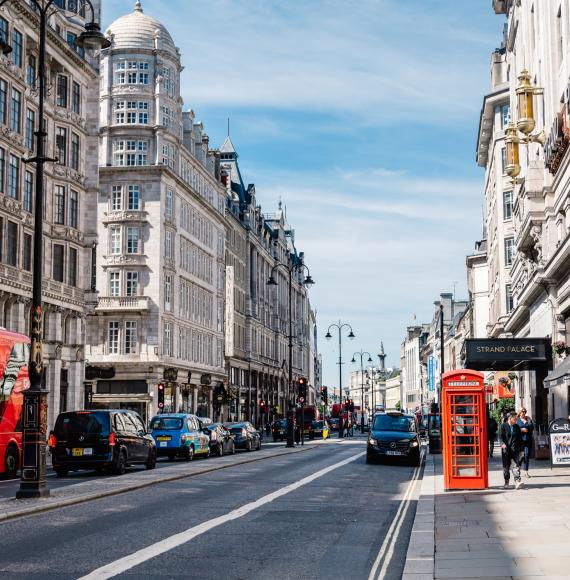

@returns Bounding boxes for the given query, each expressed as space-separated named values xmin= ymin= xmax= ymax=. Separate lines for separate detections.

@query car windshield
xmin=55 ymin=412 xmax=110 ymax=436
xmin=373 ymin=414 xmax=415 ymax=433
xmin=150 ymin=417 xmax=183 ymax=430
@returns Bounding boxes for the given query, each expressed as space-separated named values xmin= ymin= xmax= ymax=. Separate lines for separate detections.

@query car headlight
xmin=369 ymin=438 xmax=377 ymax=445
xmin=411 ymin=440 xmax=419 ymax=447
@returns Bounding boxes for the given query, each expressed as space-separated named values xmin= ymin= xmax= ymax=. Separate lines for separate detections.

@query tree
xmin=395 ymin=401 xmax=401 ymax=411
xmin=491 ymin=397 xmax=515 ymax=425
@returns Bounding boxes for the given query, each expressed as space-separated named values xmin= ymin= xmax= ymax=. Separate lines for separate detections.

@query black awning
xmin=463 ymin=338 xmax=553 ymax=371
xmin=544 ymin=355 xmax=570 ymax=388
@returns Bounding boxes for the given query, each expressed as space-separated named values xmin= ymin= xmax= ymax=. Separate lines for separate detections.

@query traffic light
xmin=157 ymin=382 xmax=165 ymax=412
xmin=260 ymin=399 xmax=267 ymax=414
xmin=320 ymin=386 xmax=328 ymax=404
xmin=298 ymin=377 xmax=307 ymax=400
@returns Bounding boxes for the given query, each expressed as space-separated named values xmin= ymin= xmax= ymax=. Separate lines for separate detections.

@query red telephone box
xmin=442 ymin=370 xmax=488 ymax=490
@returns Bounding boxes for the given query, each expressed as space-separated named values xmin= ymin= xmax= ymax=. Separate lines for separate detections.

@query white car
xmin=197 ymin=416 xmax=213 ymax=425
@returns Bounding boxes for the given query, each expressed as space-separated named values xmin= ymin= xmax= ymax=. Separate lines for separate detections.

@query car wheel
xmin=55 ymin=467 xmax=69 ymax=477
xmin=145 ymin=448 xmax=157 ymax=470
xmin=366 ymin=454 xmax=375 ymax=465
xmin=4 ymin=444 xmax=19 ymax=479
xmin=231 ymin=442 xmax=236 ymax=455
xmin=218 ymin=443 xmax=223 ymax=458
xmin=185 ymin=445 xmax=194 ymax=461
xmin=113 ymin=450 xmax=127 ymax=475
xmin=257 ymin=439 xmax=261 ymax=451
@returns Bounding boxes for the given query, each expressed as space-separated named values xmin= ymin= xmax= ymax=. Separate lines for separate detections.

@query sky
xmin=104 ymin=0 xmax=503 ymax=390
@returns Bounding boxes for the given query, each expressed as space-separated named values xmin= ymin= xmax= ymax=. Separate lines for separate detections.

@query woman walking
xmin=517 ymin=408 xmax=534 ymax=477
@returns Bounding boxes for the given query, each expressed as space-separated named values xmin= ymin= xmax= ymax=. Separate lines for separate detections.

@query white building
xmin=86 ymin=2 xmax=226 ymax=422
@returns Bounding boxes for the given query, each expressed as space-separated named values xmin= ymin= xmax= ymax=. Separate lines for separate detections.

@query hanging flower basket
xmin=553 ymin=340 xmax=567 ymax=357
xmin=508 ymin=372 xmax=517 ymax=381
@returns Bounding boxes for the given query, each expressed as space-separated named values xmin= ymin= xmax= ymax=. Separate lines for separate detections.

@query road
xmin=0 ymin=439 xmax=422 ymax=579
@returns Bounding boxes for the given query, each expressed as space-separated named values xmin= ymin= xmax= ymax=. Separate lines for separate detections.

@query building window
xmin=25 ymin=109 xmax=35 ymax=150
xmin=68 ymin=247 xmax=77 ymax=287
xmin=163 ymin=321 xmax=172 ymax=356
xmin=54 ymin=185 xmax=65 ymax=224
xmin=125 ymin=321 xmax=137 ymax=354
xmin=52 ymin=244 xmax=64 ymax=282
xmin=110 ymin=226 xmax=121 ymax=254
xmin=500 ymin=103 xmax=510 ymax=129
xmin=113 ymin=140 xmax=148 ymax=166
xmin=69 ymin=189 xmax=78 ymax=228
xmin=111 ymin=185 xmax=122 ymax=211
xmin=501 ymin=147 xmax=507 ymax=174
xmin=126 ymin=227 xmax=140 ymax=254
xmin=108 ymin=321 xmax=119 ymax=354
xmin=0 ymin=147 xmax=4 ymax=193
xmin=115 ymin=61 xmax=149 ymax=85
xmin=109 ymin=271 xmax=119 ymax=297
xmin=10 ymin=88 xmax=21 ymax=133
xmin=56 ymin=127 xmax=67 ymax=165
xmin=161 ymin=143 xmax=175 ymax=169
xmin=70 ymin=132 xmax=80 ymax=170
xmin=56 ymin=75 xmax=68 ymax=108
xmin=503 ymin=190 xmax=513 ymax=221
xmin=165 ymin=189 xmax=173 ymax=220
xmin=8 ymin=155 xmax=18 ymax=199
xmin=66 ymin=31 xmax=84 ymax=58
xmin=164 ymin=274 xmax=172 ymax=311
xmin=126 ymin=271 xmax=138 ymax=296
xmin=506 ymin=284 xmax=513 ymax=313
xmin=23 ymin=233 xmax=31 ymax=271
xmin=127 ymin=185 xmax=139 ymax=210
xmin=24 ymin=171 xmax=33 ymax=212
xmin=11 ymin=29 xmax=22 ymax=68
xmin=165 ymin=230 xmax=173 ymax=259
xmin=0 ymin=17 xmax=8 ymax=50
xmin=0 ymin=79 xmax=6 ymax=124
xmin=72 ymin=81 xmax=81 ymax=114
xmin=27 ymin=54 xmax=37 ymax=88
xmin=504 ymin=237 xmax=514 ymax=267
xmin=6 ymin=221 xmax=17 ymax=267
xmin=114 ymin=101 xmax=148 ymax=125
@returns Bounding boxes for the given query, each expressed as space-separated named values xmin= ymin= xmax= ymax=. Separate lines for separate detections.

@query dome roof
xmin=107 ymin=1 xmax=178 ymax=57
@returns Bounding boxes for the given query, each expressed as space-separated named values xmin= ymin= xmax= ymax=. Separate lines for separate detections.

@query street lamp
xmin=351 ymin=350 xmax=372 ymax=433
xmin=266 ymin=259 xmax=314 ymax=448
xmin=326 ymin=321 xmax=355 ymax=438
xmin=5 ymin=0 xmax=109 ymax=500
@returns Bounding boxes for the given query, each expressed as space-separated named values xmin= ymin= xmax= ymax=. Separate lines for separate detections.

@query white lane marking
xmin=368 ymin=451 xmax=424 ymax=580
xmin=79 ymin=451 xmax=366 ymax=580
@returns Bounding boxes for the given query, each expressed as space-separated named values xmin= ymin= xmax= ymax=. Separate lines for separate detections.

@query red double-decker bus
xmin=0 ymin=329 xmax=30 ymax=478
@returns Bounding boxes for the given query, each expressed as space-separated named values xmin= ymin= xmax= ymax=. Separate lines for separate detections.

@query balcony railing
xmin=96 ymin=296 xmax=150 ymax=312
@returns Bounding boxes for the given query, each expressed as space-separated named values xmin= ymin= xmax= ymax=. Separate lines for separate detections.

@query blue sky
xmin=104 ymin=0 xmax=502 ymax=390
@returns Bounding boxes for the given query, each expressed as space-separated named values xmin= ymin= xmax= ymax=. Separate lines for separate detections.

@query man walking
xmin=500 ymin=412 xmax=523 ymax=489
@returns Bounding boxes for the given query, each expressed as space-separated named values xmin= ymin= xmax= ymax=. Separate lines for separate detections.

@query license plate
xmin=72 ymin=448 xmax=83 ymax=457
xmin=156 ymin=436 xmax=171 ymax=441
xmin=386 ymin=450 xmax=403 ymax=456
xmin=159 ymin=441 xmax=168 ymax=447
xmin=83 ymin=448 xmax=93 ymax=456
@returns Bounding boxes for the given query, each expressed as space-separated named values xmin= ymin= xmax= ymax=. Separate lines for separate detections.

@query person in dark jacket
xmin=517 ymin=408 xmax=534 ymax=477
xmin=500 ymin=412 xmax=523 ymax=489
xmin=487 ymin=414 xmax=498 ymax=458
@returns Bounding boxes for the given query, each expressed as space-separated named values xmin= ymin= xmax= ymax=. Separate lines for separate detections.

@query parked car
xmin=49 ymin=410 xmax=156 ymax=476
xmin=309 ymin=420 xmax=330 ymax=440
xmin=225 ymin=422 xmax=261 ymax=451
xmin=366 ymin=411 xmax=421 ymax=466
xmin=328 ymin=418 xmax=341 ymax=432
xmin=272 ymin=419 xmax=288 ymax=441
xmin=149 ymin=413 xmax=210 ymax=461
xmin=204 ymin=423 xmax=235 ymax=457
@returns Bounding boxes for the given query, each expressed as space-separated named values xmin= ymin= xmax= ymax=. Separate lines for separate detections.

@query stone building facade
xmin=0 ymin=0 xmax=101 ymax=428
xmin=220 ymin=137 xmax=317 ymax=425
xmin=85 ymin=3 xmax=226 ymax=422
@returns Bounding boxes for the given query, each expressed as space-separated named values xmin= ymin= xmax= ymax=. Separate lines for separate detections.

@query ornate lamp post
xmin=351 ymin=350 xmax=372 ymax=433
xmin=325 ymin=321 xmax=355 ymax=438
xmin=267 ymin=260 xmax=314 ymax=448
xmin=0 ymin=0 xmax=110 ymax=499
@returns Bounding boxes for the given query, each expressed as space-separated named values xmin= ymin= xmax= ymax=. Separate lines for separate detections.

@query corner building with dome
xmin=85 ymin=2 xmax=227 ymax=421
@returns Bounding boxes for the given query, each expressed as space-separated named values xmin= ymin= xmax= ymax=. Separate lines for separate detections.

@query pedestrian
xmin=517 ymin=408 xmax=534 ymax=477
xmin=499 ymin=411 xmax=524 ymax=489
xmin=265 ymin=422 xmax=271 ymax=437
xmin=487 ymin=414 xmax=498 ymax=458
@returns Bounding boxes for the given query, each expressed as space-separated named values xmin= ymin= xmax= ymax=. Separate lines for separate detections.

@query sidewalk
xmin=404 ymin=450 xmax=570 ymax=579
